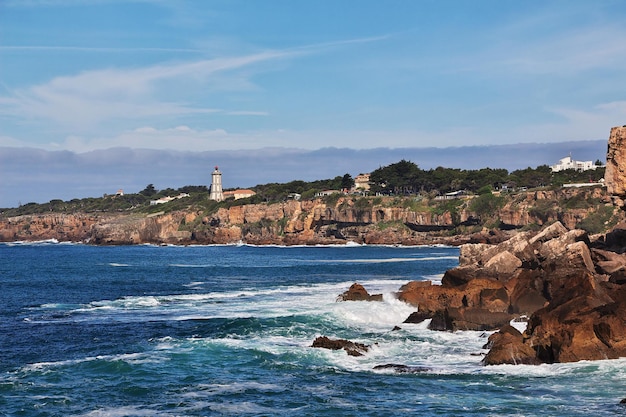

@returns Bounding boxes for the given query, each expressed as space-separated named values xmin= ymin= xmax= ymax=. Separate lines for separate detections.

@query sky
xmin=0 ymin=0 xmax=624 ymax=207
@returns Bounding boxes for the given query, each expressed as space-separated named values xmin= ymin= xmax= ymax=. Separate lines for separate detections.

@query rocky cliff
xmin=0 ymin=187 xmax=618 ymax=245
xmin=605 ymin=125 xmax=626 ymax=199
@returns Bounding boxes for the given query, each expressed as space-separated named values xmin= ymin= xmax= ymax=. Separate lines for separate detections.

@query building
xmin=353 ymin=173 xmax=371 ymax=191
xmin=434 ymin=190 xmax=468 ymax=200
xmin=209 ymin=166 xmax=224 ymax=201
xmin=315 ymin=190 xmax=340 ymax=197
xmin=150 ymin=193 xmax=190 ymax=205
xmin=223 ymin=189 xmax=256 ymax=200
xmin=550 ymin=155 xmax=599 ymax=173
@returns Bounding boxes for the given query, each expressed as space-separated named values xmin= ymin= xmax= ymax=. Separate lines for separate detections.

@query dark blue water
xmin=1 ymin=242 xmax=625 ymax=416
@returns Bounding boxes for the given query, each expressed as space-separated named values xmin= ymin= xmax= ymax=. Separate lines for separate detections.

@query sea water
xmin=1 ymin=242 xmax=625 ymax=416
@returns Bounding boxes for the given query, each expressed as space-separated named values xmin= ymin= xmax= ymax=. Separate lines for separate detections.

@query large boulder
xmin=481 ymin=231 xmax=536 ymax=266
xmin=592 ymin=248 xmax=626 ymax=274
xmin=458 ymin=243 xmax=490 ymax=266
xmin=528 ymin=221 xmax=568 ymax=245
xmin=397 ymin=282 xmax=465 ymax=314
xmin=506 ymin=269 xmax=549 ymax=314
xmin=428 ymin=307 xmax=513 ymax=331
xmin=482 ymin=325 xmax=539 ymax=365
xmin=483 ymin=250 xmax=522 ymax=276
xmin=485 ymin=273 xmax=626 ymax=365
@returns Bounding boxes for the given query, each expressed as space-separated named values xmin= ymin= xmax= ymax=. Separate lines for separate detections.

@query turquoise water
xmin=1 ymin=242 xmax=625 ymax=416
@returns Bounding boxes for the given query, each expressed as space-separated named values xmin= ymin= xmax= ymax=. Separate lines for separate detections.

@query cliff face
xmin=605 ymin=125 xmax=626 ymax=198
xmin=498 ymin=187 xmax=612 ymax=229
xmin=0 ymin=188 xmax=617 ymax=245
xmin=0 ymin=213 xmax=103 ymax=242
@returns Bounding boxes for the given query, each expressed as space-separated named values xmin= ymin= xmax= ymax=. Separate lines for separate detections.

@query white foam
xmin=73 ymin=406 xmax=168 ymax=417
xmin=331 ymin=294 xmax=416 ymax=331
xmin=22 ymin=352 xmax=162 ymax=373
xmin=317 ymin=256 xmax=458 ymax=264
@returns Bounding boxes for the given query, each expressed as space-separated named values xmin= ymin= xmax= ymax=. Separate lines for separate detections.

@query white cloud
xmin=0 ymin=51 xmax=290 ymax=132
xmin=226 ymin=111 xmax=269 ymax=116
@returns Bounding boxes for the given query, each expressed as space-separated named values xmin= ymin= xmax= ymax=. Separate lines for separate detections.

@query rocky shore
xmin=327 ymin=219 xmax=626 ymax=366
xmin=317 ymin=126 xmax=626 ymax=367
xmin=0 ymin=185 xmax=616 ymax=246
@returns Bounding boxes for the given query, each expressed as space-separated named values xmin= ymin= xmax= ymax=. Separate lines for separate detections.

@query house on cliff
xmin=223 ymin=189 xmax=256 ymax=200
xmin=550 ymin=155 xmax=600 ymax=173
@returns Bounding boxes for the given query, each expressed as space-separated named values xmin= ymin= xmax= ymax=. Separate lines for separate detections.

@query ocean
xmin=1 ymin=242 xmax=625 ymax=416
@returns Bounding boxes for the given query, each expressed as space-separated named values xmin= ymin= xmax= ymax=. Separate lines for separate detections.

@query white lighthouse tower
xmin=209 ymin=166 xmax=224 ymax=202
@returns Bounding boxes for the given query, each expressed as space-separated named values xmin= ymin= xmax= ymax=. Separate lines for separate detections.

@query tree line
xmin=1 ymin=160 xmax=605 ymax=216
xmin=368 ymin=160 xmax=604 ymax=196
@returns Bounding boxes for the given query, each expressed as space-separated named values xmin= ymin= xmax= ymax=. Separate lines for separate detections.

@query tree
xmin=139 ymin=184 xmax=157 ymax=197
xmin=370 ymin=160 xmax=421 ymax=195
xmin=341 ymin=173 xmax=354 ymax=191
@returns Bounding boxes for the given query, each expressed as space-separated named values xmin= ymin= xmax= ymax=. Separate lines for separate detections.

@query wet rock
xmin=311 ymin=336 xmax=370 ymax=357
xmin=373 ymin=364 xmax=430 ymax=373
xmin=428 ymin=307 xmax=513 ymax=332
xmin=482 ymin=325 xmax=539 ymax=365
xmin=337 ymin=283 xmax=383 ymax=302
xmin=402 ymin=311 xmax=432 ymax=324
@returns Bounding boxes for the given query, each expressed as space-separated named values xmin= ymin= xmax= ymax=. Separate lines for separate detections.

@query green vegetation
xmin=577 ymin=205 xmax=618 ymax=234
xmin=1 ymin=159 xmax=611 ymax=239
xmin=368 ymin=159 xmax=604 ymax=196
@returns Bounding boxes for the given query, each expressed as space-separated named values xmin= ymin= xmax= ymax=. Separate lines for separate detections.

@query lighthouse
xmin=209 ymin=166 xmax=224 ymax=202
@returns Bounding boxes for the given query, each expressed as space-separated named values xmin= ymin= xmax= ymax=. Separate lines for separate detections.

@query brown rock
xmin=538 ymin=229 xmax=589 ymax=261
xmin=483 ymin=250 xmax=522 ymax=276
xmin=403 ymin=311 xmax=432 ymax=323
xmin=481 ymin=231 xmax=536 ymax=266
xmin=459 ymin=243 xmax=490 ymax=266
xmin=428 ymin=307 xmax=513 ymax=331
xmin=482 ymin=325 xmax=539 ymax=365
xmin=605 ymin=125 xmax=626 ymax=197
xmin=528 ymin=221 xmax=568 ymax=245
xmin=311 ymin=336 xmax=370 ymax=356
xmin=338 ymin=283 xmax=383 ymax=301
xmin=441 ymin=265 xmax=481 ymax=287
xmin=506 ymin=269 xmax=548 ymax=314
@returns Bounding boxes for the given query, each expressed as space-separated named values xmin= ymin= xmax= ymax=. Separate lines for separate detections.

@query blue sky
xmin=1 ymin=0 xmax=625 ymax=152
xmin=0 ymin=1 xmax=623 ymax=207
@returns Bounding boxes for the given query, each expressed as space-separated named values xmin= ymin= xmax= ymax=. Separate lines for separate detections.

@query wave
xmin=317 ymin=256 xmax=458 ymax=264
xmin=1 ymin=238 xmax=78 ymax=246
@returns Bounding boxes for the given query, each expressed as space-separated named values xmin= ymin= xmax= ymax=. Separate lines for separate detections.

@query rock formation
xmin=605 ymin=125 xmax=626 ymax=198
xmin=0 ymin=186 xmax=616 ymax=246
xmin=337 ymin=283 xmax=383 ymax=301
xmin=394 ymin=220 xmax=626 ymax=364
xmin=311 ymin=336 xmax=370 ymax=357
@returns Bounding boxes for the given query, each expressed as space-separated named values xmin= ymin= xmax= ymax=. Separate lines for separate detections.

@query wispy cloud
xmin=0 ymin=45 xmax=203 ymax=53
xmin=0 ymin=34 xmax=386 ymax=134
xmin=0 ymin=51 xmax=289 ymax=130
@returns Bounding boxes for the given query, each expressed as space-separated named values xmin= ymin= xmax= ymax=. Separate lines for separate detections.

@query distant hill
xmin=0 ymin=140 xmax=606 ymax=208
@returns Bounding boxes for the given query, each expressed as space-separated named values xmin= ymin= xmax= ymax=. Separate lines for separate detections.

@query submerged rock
xmin=373 ymin=364 xmax=430 ymax=373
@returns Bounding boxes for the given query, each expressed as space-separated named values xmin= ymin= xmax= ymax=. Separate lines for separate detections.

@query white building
xmin=150 ymin=193 xmax=190 ymax=205
xmin=223 ymin=189 xmax=256 ymax=200
xmin=209 ymin=166 xmax=224 ymax=202
xmin=550 ymin=156 xmax=598 ymax=173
